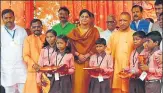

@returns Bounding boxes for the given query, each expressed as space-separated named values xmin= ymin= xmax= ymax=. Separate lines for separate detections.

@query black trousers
xmin=0 ymin=85 xmax=5 ymax=93
xmin=129 ymin=78 xmax=145 ymax=93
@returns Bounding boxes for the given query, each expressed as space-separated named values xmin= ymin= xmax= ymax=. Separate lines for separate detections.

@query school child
xmin=49 ymin=35 xmax=75 ymax=93
xmin=88 ymin=38 xmax=113 ymax=93
xmin=36 ymin=29 xmax=57 ymax=92
xmin=129 ymin=31 xmax=146 ymax=93
xmin=139 ymin=31 xmax=162 ymax=93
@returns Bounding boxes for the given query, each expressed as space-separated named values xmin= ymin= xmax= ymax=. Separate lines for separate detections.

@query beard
xmin=34 ymin=30 xmax=42 ymax=36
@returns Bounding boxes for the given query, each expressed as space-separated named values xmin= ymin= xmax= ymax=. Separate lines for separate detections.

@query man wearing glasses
xmin=100 ymin=15 xmax=117 ymax=43
xmin=23 ymin=19 xmax=45 ymax=93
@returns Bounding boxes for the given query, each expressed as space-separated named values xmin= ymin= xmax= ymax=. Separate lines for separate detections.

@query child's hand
xmin=92 ymin=66 xmax=104 ymax=73
xmin=124 ymin=67 xmax=130 ymax=72
xmin=57 ymin=64 xmax=68 ymax=74
xmin=88 ymin=66 xmax=100 ymax=76
xmin=154 ymin=52 xmax=162 ymax=64
xmin=84 ymin=53 xmax=91 ymax=60
xmin=32 ymin=63 xmax=40 ymax=72
xmin=139 ymin=64 xmax=149 ymax=71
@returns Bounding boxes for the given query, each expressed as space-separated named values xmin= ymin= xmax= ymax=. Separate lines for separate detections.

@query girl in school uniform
xmin=88 ymin=38 xmax=113 ymax=93
xmin=36 ymin=29 xmax=57 ymax=92
xmin=49 ymin=35 xmax=75 ymax=93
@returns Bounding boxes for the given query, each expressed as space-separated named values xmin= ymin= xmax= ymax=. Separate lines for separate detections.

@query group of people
xmin=1 ymin=1 xmax=162 ymax=93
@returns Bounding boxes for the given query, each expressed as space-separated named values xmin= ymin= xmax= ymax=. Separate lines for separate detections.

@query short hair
xmin=146 ymin=31 xmax=162 ymax=46
xmin=155 ymin=0 xmax=163 ymax=5
xmin=95 ymin=38 xmax=106 ymax=46
xmin=133 ymin=31 xmax=146 ymax=38
xmin=132 ymin=5 xmax=143 ymax=12
xmin=2 ymin=9 xmax=14 ymax=18
xmin=120 ymin=12 xmax=131 ymax=20
xmin=79 ymin=9 xmax=91 ymax=17
xmin=30 ymin=19 xmax=42 ymax=26
xmin=58 ymin=6 xmax=70 ymax=15
xmin=159 ymin=12 xmax=163 ymax=17
xmin=145 ymin=18 xmax=154 ymax=23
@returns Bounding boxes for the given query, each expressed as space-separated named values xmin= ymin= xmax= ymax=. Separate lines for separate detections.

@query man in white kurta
xmin=100 ymin=15 xmax=117 ymax=43
xmin=1 ymin=9 xmax=27 ymax=93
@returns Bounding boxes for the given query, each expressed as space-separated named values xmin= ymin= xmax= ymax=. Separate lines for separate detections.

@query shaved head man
xmin=119 ymin=12 xmax=131 ymax=31
xmin=107 ymin=12 xmax=134 ymax=93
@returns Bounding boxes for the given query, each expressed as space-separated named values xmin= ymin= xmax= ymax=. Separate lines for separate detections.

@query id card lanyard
xmin=47 ymin=47 xmax=55 ymax=65
xmin=96 ymin=54 xmax=106 ymax=67
xmin=5 ymin=27 xmax=16 ymax=41
xmin=55 ymin=52 xmax=65 ymax=66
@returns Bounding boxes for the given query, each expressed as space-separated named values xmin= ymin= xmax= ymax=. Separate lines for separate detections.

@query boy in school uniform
xmin=88 ymin=38 xmax=113 ymax=93
xmin=139 ymin=31 xmax=162 ymax=93
xmin=128 ymin=31 xmax=147 ymax=93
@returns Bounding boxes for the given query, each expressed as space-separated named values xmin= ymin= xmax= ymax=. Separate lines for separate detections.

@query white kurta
xmin=1 ymin=25 xmax=27 ymax=87
xmin=100 ymin=29 xmax=117 ymax=43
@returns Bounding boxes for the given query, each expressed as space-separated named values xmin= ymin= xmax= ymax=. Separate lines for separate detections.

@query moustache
xmin=60 ymin=17 xmax=65 ymax=19
xmin=34 ymin=30 xmax=41 ymax=32
xmin=34 ymin=30 xmax=41 ymax=36
xmin=120 ymin=25 xmax=126 ymax=27
xmin=134 ymin=15 xmax=138 ymax=17
xmin=6 ymin=21 xmax=12 ymax=24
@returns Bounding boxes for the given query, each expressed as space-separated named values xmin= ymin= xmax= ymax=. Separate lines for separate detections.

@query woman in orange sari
xmin=67 ymin=9 xmax=99 ymax=93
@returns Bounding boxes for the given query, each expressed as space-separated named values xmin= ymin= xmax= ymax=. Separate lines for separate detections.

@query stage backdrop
xmin=1 ymin=1 xmax=156 ymax=32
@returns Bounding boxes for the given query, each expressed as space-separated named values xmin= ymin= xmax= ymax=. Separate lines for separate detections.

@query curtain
xmin=1 ymin=1 xmax=34 ymax=29
xmin=34 ymin=1 xmax=156 ymax=31
xmin=1 ymin=1 xmax=156 ymax=31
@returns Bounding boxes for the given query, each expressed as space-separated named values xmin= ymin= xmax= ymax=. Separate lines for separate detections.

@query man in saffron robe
xmin=23 ymin=19 xmax=45 ymax=93
xmin=106 ymin=12 xmax=134 ymax=93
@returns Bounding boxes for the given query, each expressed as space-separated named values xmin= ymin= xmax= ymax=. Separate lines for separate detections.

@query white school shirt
xmin=1 ymin=25 xmax=27 ymax=86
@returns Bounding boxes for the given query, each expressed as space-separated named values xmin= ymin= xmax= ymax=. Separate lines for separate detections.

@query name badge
xmin=10 ymin=41 xmax=16 ymax=47
xmin=98 ymin=75 xmax=104 ymax=82
xmin=139 ymin=71 xmax=147 ymax=81
xmin=55 ymin=73 xmax=60 ymax=81
xmin=10 ymin=40 xmax=19 ymax=47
